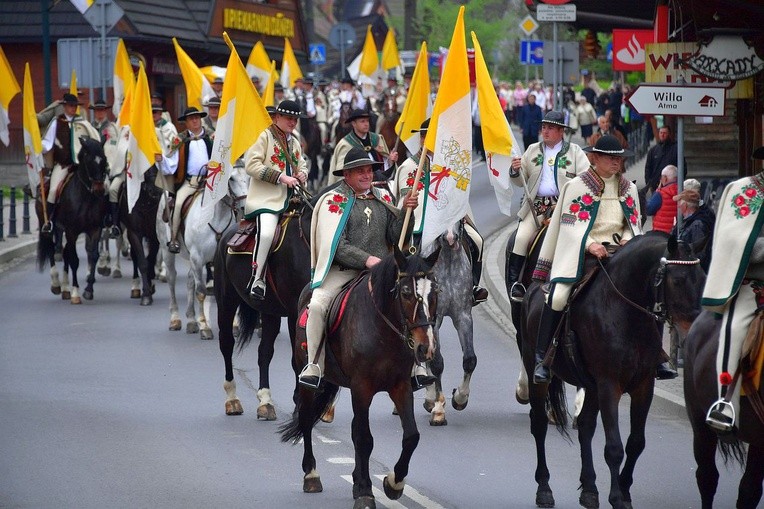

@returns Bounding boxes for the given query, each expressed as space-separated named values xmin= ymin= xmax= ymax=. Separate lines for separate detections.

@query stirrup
xmin=298 ymin=363 xmax=323 ymax=390
xmin=705 ymin=399 xmax=735 ymax=433
xmin=509 ymin=282 xmax=526 ymax=303
xmin=41 ymin=221 xmax=53 ymax=234
xmin=249 ymin=278 xmax=266 ymax=300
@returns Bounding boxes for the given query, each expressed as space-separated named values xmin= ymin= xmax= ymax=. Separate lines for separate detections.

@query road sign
xmin=328 ymin=22 xmax=356 ymax=51
xmin=543 ymin=41 xmax=579 ymax=85
xmin=519 ymin=15 xmax=539 ymax=37
xmin=57 ymin=37 xmax=120 ymax=88
xmin=537 ymin=4 xmax=576 ymax=22
xmin=627 ymin=84 xmax=726 ymax=116
xmin=309 ymin=43 xmax=326 ymax=65
xmin=520 ymin=40 xmax=544 ymax=65
xmin=81 ymin=0 xmax=124 ymax=33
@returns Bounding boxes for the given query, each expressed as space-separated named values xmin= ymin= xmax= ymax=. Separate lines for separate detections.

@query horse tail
xmin=37 ymin=232 xmax=55 ymax=272
xmin=236 ymin=302 xmax=260 ymax=354
xmin=548 ymin=376 xmax=572 ymax=441
xmin=278 ymin=383 xmax=340 ymax=444
xmin=717 ymin=438 xmax=746 ymax=469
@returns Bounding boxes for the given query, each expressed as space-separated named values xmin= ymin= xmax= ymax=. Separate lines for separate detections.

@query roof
xmin=528 ymin=0 xmax=656 ymax=31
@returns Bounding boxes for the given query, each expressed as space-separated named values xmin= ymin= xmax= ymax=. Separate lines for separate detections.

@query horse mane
xmin=369 ymin=254 xmax=400 ymax=310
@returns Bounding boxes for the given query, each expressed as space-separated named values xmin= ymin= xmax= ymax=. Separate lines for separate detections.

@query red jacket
xmin=652 ymin=182 xmax=678 ymax=233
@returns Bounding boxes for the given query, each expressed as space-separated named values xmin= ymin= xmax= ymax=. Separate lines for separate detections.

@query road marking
xmin=341 ymin=475 xmax=406 ymax=508
xmin=374 ymin=475 xmax=446 ymax=509
xmin=327 ymin=457 xmax=354 ymax=464
xmin=316 ymin=432 xmax=341 ymax=444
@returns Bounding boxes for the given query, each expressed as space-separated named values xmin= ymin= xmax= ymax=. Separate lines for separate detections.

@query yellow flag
xmin=23 ymin=62 xmax=44 ymax=191
xmin=359 ymin=25 xmax=379 ymax=77
xmin=396 ymin=41 xmax=432 ymax=155
xmin=173 ymin=38 xmax=215 ymax=109
xmin=200 ymin=65 xmax=226 ymax=84
xmin=0 ymin=44 xmax=21 ymax=146
xmin=204 ymin=32 xmax=271 ymax=206
xmin=118 ymin=73 xmax=135 ymax=127
xmin=113 ymin=39 xmax=134 ymax=120
xmin=70 ymin=69 xmax=80 ymax=114
xmin=263 ymin=60 xmax=277 ymax=107
xmin=126 ymin=62 xmax=161 ymax=212
xmin=381 ymin=28 xmax=401 ymax=71
xmin=280 ymin=38 xmax=303 ymax=88
xmin=246 ymin=41 xmax=272 ymax=85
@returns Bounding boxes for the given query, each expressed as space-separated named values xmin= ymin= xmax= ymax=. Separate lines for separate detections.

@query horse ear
xmin=667 ymin=234 xmax=678 ymax=256
xmin=393 ymin=244 xmax=407 ymax=268
xmin=423 ymin=245 xmax=442 ymax=269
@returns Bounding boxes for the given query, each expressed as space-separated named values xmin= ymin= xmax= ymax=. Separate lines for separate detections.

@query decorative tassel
xmin=719 ymin=371 xmax=732 ymax=386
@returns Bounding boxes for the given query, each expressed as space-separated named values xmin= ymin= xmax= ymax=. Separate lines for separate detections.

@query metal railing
xmin=0 ymin=187 xmax=33 ymax=242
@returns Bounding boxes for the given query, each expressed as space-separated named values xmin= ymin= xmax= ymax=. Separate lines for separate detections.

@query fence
xmin=0 ymin=187 xmax=33 ymax=242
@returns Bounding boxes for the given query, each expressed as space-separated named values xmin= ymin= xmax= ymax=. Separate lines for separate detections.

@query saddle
xmin=297 ymin=273 xmax=367 ymax=338
xmin=226 ymin=213 xmax=291 ymax=255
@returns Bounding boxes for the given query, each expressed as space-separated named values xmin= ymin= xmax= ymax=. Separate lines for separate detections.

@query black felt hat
xmin=539 ymin=110 xmax=569 ymax=129
xmin=345 ymin=108 xmax=371 ymax=124
xmin=265 ymin=105 xmax=277 ymax=115
xmin=332 ymin=147 xmax=383 ymax=176
xmin=411 ymin=118 xmax=430 ymax=134
xmin=62 ymin=93 xmax=82 ymax=106
xmin=583 ymin=135 xmax=634 ymax=158
xmin=88 ymin=98 xmax=111 ymax=110
xmin=275 ymin=100 xmax=306 ymax=118
xmin=178 ymin=106 xmax=208 ymax=121
xmin=204 ymin=96 xmax=221 ymax=107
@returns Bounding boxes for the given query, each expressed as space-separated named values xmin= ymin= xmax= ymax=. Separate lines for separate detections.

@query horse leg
xmin=428 ymin=332 xmax=447 ymax=425
xmin=82 ymin=230 xmax=100 ymax=300
xmin=384 ymin=380 xmax=420 ymax=501
xmin=97 ymin=234 xmax=111 ymax=276
xmin=516 ymin=368 xmax=530 ymax=405
xmin=256 ymin=314 xmax=279 ymax=421
xmin=597 ymin=383 xmax=628 ymax=509
xmin=185 ymin=268 xmax=199 ymax=334
xmin=218 ymin=289 xmax=243 ymax=416
xmin=577 ymin=386 xmax=600 ymax=509
xmin=350 ymin=387 xmax=376 ymax=506
xmin=61 ymin=265 xmax=71 ymax=300
xmin=190 ymin=256 xmax=213 ymax=340
xmin=424 ymin=319 xmax=443 ymax=412
xmin=617 ymin=381 xmax=653 ymax=508
xmin=451 ymin=312 xmax=476 ymax=411
xmin=50 ymin=264 xmax=61 ymax=295
xmin=64 ymin=234 xmax=82 ymax=305
xmin=529 ymin=383 xmax=554 ymax=508
xmin=129 ymin=244 xmax=141 ymax=299
xmin=738 ymin=444 xmax=764 ymax=509
xmin=165 ymin=252 xmax=181 ymax=330
xmin=112 ymin=234 xmax=123 ymax=278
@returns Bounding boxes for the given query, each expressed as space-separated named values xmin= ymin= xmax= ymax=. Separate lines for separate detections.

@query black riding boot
xmin=41 ymin=203 xmax=56 ymax=233
xmin=533 ymin=305 xmax=564 ymax=384
xmin=109 ymin=202 xmax=121 ymax=238
xmin=508 ymin=253 xmax=527 ymax=302
xmin=472 ymin=260 xmax=488 ymax=305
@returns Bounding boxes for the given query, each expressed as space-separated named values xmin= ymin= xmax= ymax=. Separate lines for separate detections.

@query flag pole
xmin=391 ymin=121 xmax=404 ymax=155
xmin=39 ymin=168 xmax=49 ymax=224
xmin=397 ymin=146 xmax=428 ymax=250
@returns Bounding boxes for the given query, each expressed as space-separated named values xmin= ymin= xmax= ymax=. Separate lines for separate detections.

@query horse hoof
xmin=256 ymin=403 xmax=276 ymax=421
xmin=140 ymin=295 xmax=153 ymax=306
xmin=112 ymin=269 xmax=122 ymax=279
xmin=382 ymin=474 xmax=404 ymax=500
xmin=51 ymin=285 xmax=61 ymax=295
xmin=70 ymin=296 xmax=82 ymax=305
xmin=130 ymin=289 xmax=141 ymax=299
xmin=186 ymin=322 xmax=199 ymax=334
xmin=302 ymin=476 xmax=323 ymax=493
xmin=429 ymin=415 xmax=447 ymax=426
xmin=150 ymin=283 xmax=156 ymax=295
xmin=320 ymin=406 xmax=335 ymax=423
xmin=169 ymin=319 xmax=182 ymax=331
xmin=423 ymin=400 xmax=435 ymax=413
xmin=61 ymin=290 xmax=71 ymax=300
xmin=97 ymin=266 xmax=109 ymax=276
xmin=200 ymin=329 xmax=214 ymax=341
xmin=353 ymin=496 xmax=376 ymax=509
xmin=225 ymin=399 xmax=243 ymax=416
xmin=515 ymin=388 xmax=530 ymax=405
xmin=83 ymin=290 xmax=93 ymax=301
xmin=536 ymin=486 xmax=554 ymax=508
xmin=391 ymin=406 xmax=399 ymax=415
xmin=232 ymin=326 xmax=240 ymax=338
xmin=579 ymin=490 xmax=599 ymax=509
xmin=451 ymin=388 xmax=468 ymax=411
xmin=158 ymin=274 xmax=167 ymax=283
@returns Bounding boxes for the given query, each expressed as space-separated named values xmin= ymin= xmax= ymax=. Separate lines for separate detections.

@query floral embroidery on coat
xmin=270 ymin=144 xmax=301 ymax=171
xmin=532 ymin=153 xmax=544 ymax=167
xmin=557 ymin=155 xmax=570 ymax=169
xmin=568 ymin=193 xmax=596 ymax=222
xmin=621 ymin=195 xmax=639 ymax=225
xmin=731 ymin=184 xmax=763 ymax=219
xmin=406 ymin=168 xmax=425 ymax=191
xmin=326 ymin=193 xmax=348 ymax=214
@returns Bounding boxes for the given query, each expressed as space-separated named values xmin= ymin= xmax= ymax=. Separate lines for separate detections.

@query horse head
xmin=77 ymin=136 xmax=108 ymax=194
xmin=140 ymin=165 xmax=164 ymax=202
xmin=437 ymin=221 xmax=465 ymax=251
xmin=659 ymin=234 xmax=706 ymax=334
xmin=226 ymin=164 xmax=249 ymax=218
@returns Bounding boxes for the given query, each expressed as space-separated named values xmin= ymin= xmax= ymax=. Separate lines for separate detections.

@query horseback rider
xmin=507 ymin=110 xmax=591 ymax=302
xmin=242 ymin=100 xmax=309 ymax=300
xmin=327 ymin=109 xmax=398 ymax=186
xmin=298 ymin=147 xmax=418 ymax=390
xmin=89 ymin=99 xmax=120 ymax=237
xmin=202 ymin=96 xmax=220 ymax=132
xmin=167 ymin=107 xmax=214 ymax=253
xmin=704 ymin=146 xmax=764 ymax=433
xmin=391 ymin=118 xmax=488 ymax=305
xmin=40 ymin=93 xmax=101 ymax=233
xmin=530 ymin=136 xmax=642 ymax=384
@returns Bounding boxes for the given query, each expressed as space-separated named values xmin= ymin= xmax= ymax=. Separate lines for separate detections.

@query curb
xmin=0 ymin=238 xmax=37 ymax=266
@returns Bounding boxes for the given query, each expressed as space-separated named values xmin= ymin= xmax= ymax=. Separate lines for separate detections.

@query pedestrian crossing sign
xmin=309 ymin=44 xmax=326 ymax=65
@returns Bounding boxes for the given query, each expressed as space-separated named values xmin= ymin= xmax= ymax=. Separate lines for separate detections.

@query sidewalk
xmin=0 ymin=199 xmax=39 ymax=267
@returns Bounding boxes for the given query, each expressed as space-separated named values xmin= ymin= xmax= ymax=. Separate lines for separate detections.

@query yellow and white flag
xmin=359 ymin=25 xmax=379 ymax=78
xmin=201 ymin=65 xmax=226 ymax=84
xmin=471 ymin=32 xmax=521 ymax=217
xmin=69 ymin=0 xmax=93 ymax=14
xmin=246 ymin=41 xmax=272 ymax=86
xmin=381 ymin=28 xmax=401 ymax=71
xmin=396 ymin=41 xmax=432 ymax=156
xmin=203 ymin=32 xmax=271 ymax=207
xmin=262 ymin=60 xmax=277 ymax=107
xmin=421 ymin=6 xmax=472 ymax=252
xmin=22 ymin=63 xmax=43 ymax=193
xmin=173 ymin=38 xmax=216 ymax=109
xmin=117 ymin=71 xmax=135 ymax=127
xmin=280 ymin=38 xmax=303 ymax=89
xmin=126 ymin=62 xmax=161 ymax=212
xmin=69 ymin=69 xmax=80 ymax=114
xmin=113 ymin=39 xmax=134 ymax=121
xmin=0 ymin=45 xmax=20 ymax=147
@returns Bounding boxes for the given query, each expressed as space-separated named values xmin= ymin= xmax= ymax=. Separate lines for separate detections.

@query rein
xmin=206 ymin=181 xmax=246 ymax=241
xmin=596 ymin=253 xmax=700 ymax=323
xmin=76 ymin=158 xmax=105 ymax=194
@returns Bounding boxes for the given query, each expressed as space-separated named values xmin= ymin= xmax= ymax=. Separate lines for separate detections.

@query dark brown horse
xmin=279 ymin=248 xmax=440 ymax=509
xmin=37 ymin=137 xmax=108 ymax=303
xmin=684 ymin=310 xmax=764 ymax=509
xmin=520 ymin=233 xmax=705 ymax=509
xmin=213 ymin=195 xmax=312 ymax=420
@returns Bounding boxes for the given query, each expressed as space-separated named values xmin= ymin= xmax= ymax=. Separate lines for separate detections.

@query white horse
xmin=158 ymin=165 xmax=249 ymax=339
xmin=97 ymin=229 xmax=127 ymax=279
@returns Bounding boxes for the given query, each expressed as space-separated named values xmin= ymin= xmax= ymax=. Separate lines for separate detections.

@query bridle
xmin=206 ymin=173 xmax=247 ymax=241
xmin=369 ymin=268 xmax=437 ymax=349
xmin=76 ymin=150 xmax=107 ymax=194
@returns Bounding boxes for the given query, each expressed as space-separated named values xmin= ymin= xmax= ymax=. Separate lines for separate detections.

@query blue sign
xmin=520 ymin=40 xmax=544 ymax=65
xmin=309 ymin=43 xmax=326 ymax=65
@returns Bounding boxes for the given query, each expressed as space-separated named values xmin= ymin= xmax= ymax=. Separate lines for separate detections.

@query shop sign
xmin=685 ymin=35 xmax=764 ymax=81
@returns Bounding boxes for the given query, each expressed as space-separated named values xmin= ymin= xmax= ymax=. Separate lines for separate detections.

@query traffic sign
xmin=309 ymin=43 xmax=326 ymax=65
xmin=627 ymin=84 xmax=726 ymax=116
xmin=537 ymin=4 xmax=576 ymax=22
xmin=519 ymin=15 xmax=539 ymax=37
xmin=328 ymin=22 xmax=356 ymax=51
xmin=543 ymin=41 xmax=579 ymax=85
xmin=520 ymin=40 xmax=544 ymax=65
xmin=81 ymin=0 xmax=124 ymax=33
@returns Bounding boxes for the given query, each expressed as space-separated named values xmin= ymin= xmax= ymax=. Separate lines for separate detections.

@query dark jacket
xmin=671 ymin=204 xmax=715 ymax=272
xmin=518 ymin=103 xmax=543 ymax=139
xmin=644 ymin=140 xmax=682 ymax=193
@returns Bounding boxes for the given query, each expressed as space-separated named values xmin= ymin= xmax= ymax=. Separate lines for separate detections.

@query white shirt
xmin=538 ymin=141 xmax=562 ymax=197
xmin=186 ymin=130 xmax=209 ymax=177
